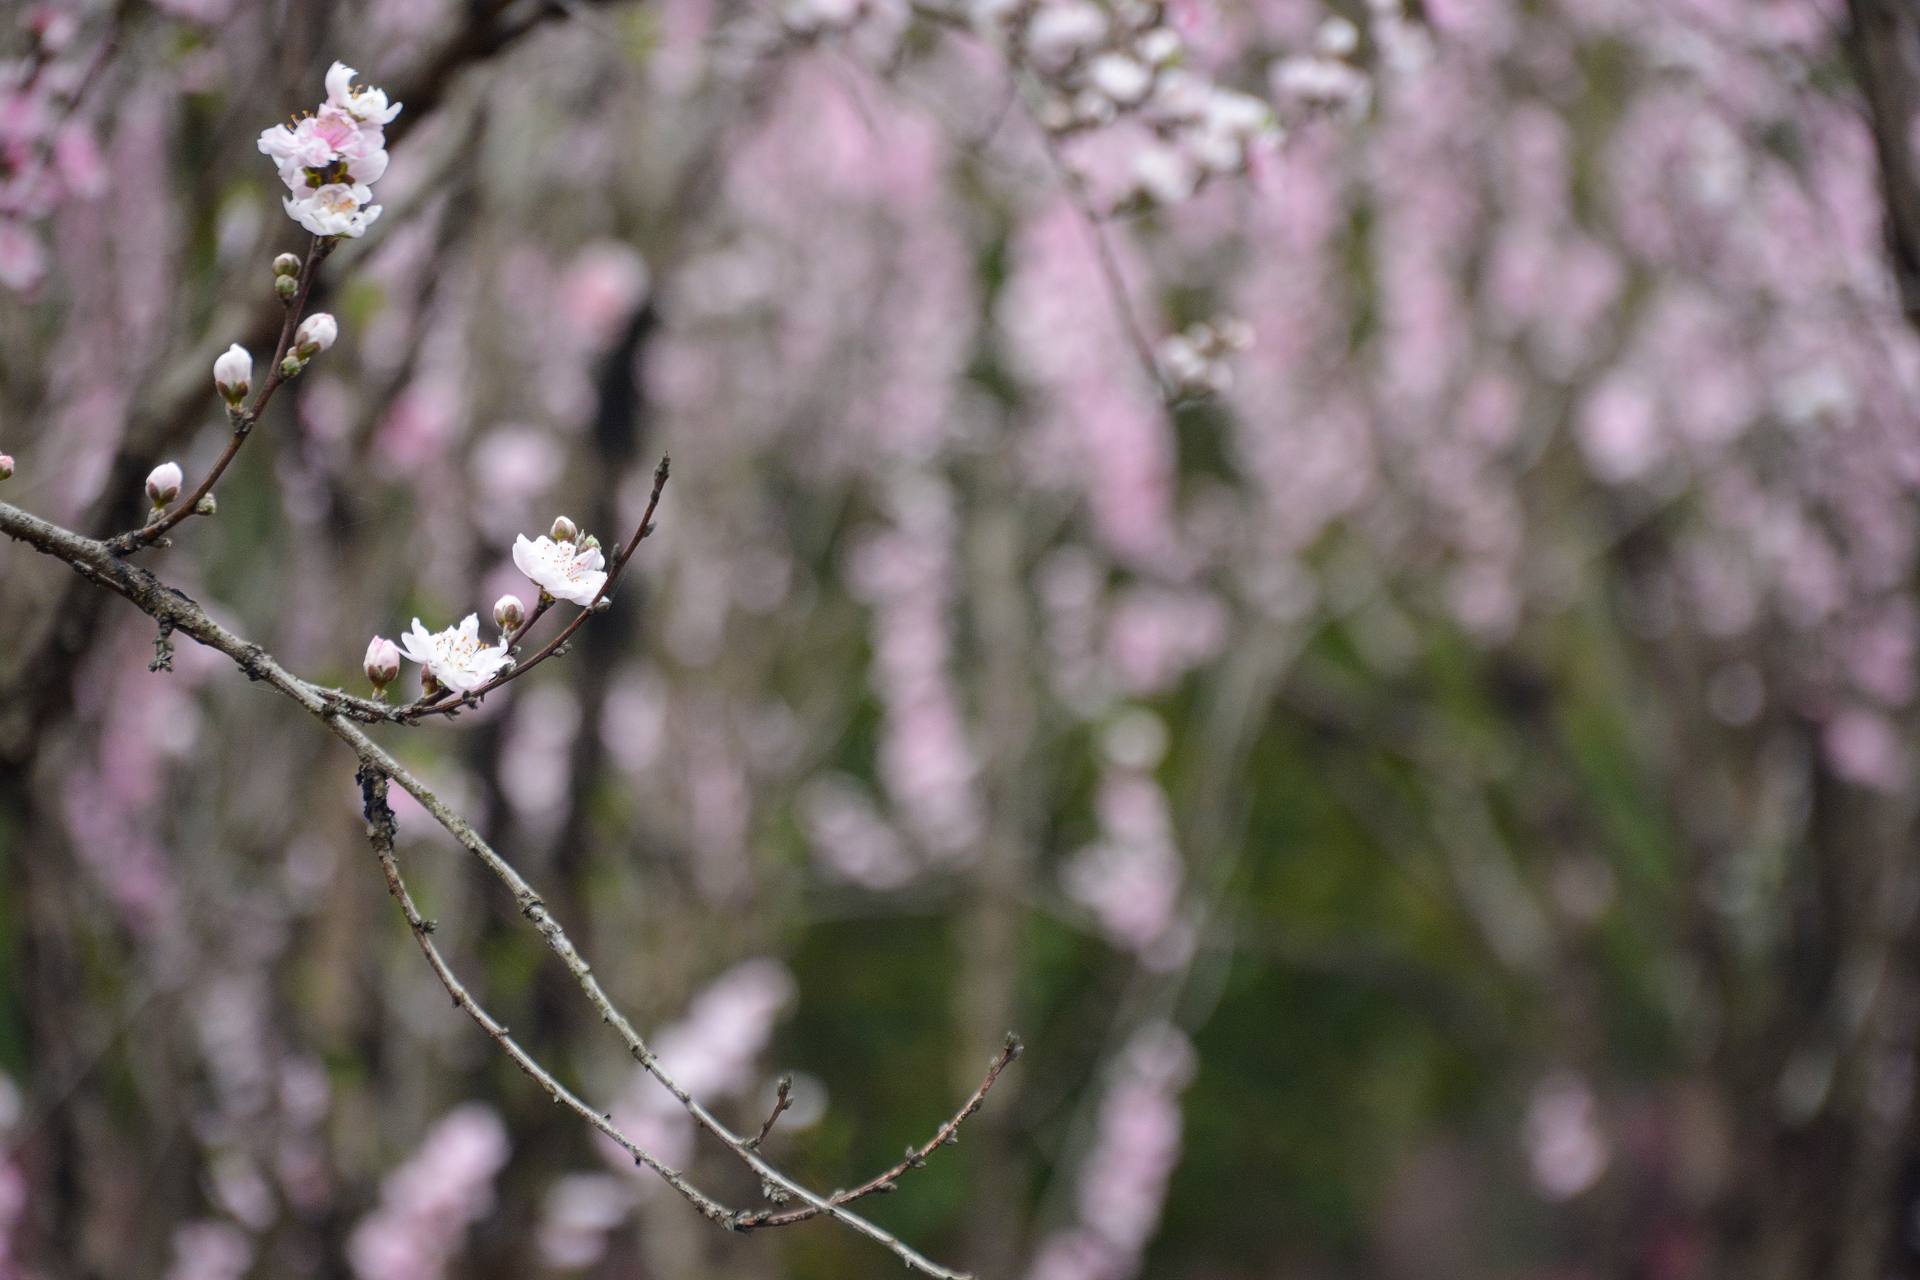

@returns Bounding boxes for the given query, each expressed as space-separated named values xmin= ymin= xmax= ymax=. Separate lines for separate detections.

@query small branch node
xmin=148 ymin=618 xmax=176 ymax=672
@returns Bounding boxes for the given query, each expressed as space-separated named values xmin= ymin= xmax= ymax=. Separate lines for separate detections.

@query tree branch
xmin=737 ymin=1033 xmax=1023 ymax=1230
xmin=0 ymin=497 xmax=1008 ymax=1280
xmin=355 ymin=764 xmax=735 ymax=1225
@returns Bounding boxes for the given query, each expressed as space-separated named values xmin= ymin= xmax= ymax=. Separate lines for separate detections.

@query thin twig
xmin=737 ymin=1033 xmax=1023 ymax=1230
xmin=747 ymin=1075 xmax=795 ymax=1151
xmin=355 ymin=764 xmax=735 ymax=1224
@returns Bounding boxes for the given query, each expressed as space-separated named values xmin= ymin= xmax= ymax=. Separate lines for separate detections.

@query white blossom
xmin=294 ymin=312 xmax=337 ymax=355
xmin=325 ymin=61 xmax=401 ymax=125
xmin=1131 ymin=144 xmax=1198 ymax=204
xmin=512 ymin=534 xmax=609 ymax=608
xmin=213 ymin=344 xmax=252 ymax=403
xmin=1088 ymin=53 xmax=1152 ymax=105
xmin=146 ymin=461 xmax=183 ymax=507
xmin=1136 ymin=27 xmax=1181 ymax=65
xmin=1026 ymin=3 xmax=1107 ymax=70
xmin=399 ymin=615 xmax=512 ymax=694
xmin=283 ymin=184 xmax=382 ymax=239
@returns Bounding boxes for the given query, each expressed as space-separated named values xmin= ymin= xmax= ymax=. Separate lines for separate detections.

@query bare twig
xmin=355 ymin=764 xmax=735 ymax=1224
xmin=737 ymin=1033 xmax=1024 ymax=1230
xmin=747 ymin=1075 xmax=795 ymax=1151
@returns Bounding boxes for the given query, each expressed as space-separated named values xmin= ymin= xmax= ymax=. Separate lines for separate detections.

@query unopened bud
xmin=194 ymin=495 xmax=217 ymax=516
xmin=293 ymin=312 xmax=337 ymax=359
xmin=364 ymin=635 xmax=401 ymax=692
xmin=550 ymin=515 xmax=579 ymax=543
xmin=145 ymin=461 xmax=183 ymax=508
xmin=275 ymin=274 xmax=298 ymax=301
xmin=213 ymin=343 xmax=252 ymax=405
xmin=280 ymin=354 xmax=303 ymax=379
xmin=0 ymin=454 xmax=12 ymax=481
xmin=272 ymin=252 xmax=302 ymax=278
xmin=494 ymin=593 xmax=525 ymax=634
xmin=580 ymin=533 xmax=601 ymax=552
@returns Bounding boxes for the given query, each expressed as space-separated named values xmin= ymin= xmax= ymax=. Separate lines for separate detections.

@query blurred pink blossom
xmin=348 ymin=1104 xmax=510 ymax=1280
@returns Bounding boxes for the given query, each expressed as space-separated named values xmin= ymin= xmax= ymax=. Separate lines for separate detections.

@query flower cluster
xmin=257 ymin=62 xmax=400 ymax=239
xmin=1270 ymin=16 xmax=1373 ymax=121
xmin=1157 ymin=315 xmax=1254 ymax=397
xmin=369 ymin=515 xmax=614 ymax=698
xmin=971 ymin=0 xmax=1279 ymax=208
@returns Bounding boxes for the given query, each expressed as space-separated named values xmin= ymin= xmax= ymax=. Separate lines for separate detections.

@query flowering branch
xmin=110 ymin=234 xmax=337 ymax=552
xmin=396 ymin=455 xmax=671 ymax=719
xmin=0 ymin=495 xmax=1009 ymax=1279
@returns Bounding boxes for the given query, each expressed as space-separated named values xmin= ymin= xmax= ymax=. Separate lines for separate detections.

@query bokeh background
xmin=6 ymin=0 xmax=1920 ymax=1277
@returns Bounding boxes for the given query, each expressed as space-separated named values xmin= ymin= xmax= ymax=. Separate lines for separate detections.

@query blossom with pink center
xmin=512 ymin=534 xmax=609 ymax=607
xmin=398 ymin=615 xmax=512 ymax=694
xmin=258 ymin=62 xmax=398 ymax=239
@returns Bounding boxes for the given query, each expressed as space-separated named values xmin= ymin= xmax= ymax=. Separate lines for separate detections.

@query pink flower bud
xmin=272 ymin=253 xmax=302 ymax=278
xmin=213 ymin=344 xmax=252 ymax=404
xmin=550 ymin=515 xmax=579 ymax=543
xmin=145 ymin=461 xmax=183 ymax=508
xmin=493 ymin=593 xmax=525 ymax=633
xmin=364 ymin=635 xmax=401 ymax=691
xmin=294 ymin=312 xmax=337 ymax=357
xmin=0 ymin=454 xmax=12 ymax=481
